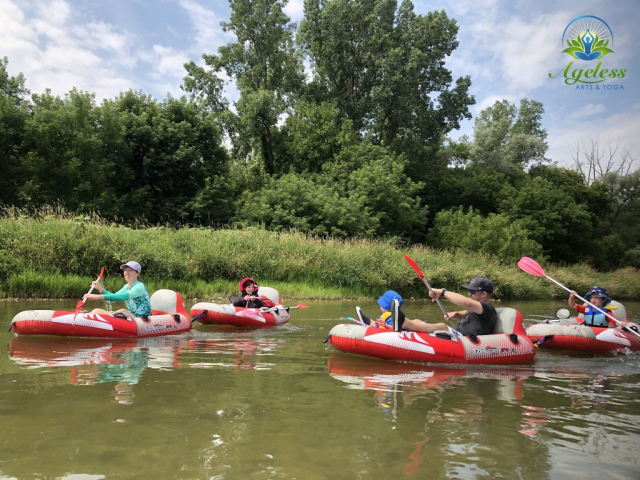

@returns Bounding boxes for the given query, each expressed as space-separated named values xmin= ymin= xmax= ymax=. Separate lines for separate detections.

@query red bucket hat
xmin=238 ymin=277 xmax=258 ymax=292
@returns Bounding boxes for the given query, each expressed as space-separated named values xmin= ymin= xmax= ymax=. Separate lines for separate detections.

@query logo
xmin=562 ymin=16 xmax=613 ymax=61
xmin=549 ymin=16 xmax=626 ymax=89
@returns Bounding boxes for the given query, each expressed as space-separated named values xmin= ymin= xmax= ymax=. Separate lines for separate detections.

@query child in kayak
xmin=83 ymin=261 xmax=152 ymax=319
xmin=233 ymin=277 xmax=275 ymax=309
xmin=569 ymin=286 xmax=616 ymax=327
xmin=355 ymin=290 xmax=403 ymax=329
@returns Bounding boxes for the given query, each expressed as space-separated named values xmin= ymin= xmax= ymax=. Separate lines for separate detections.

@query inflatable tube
xmin=526 ymin=300 xmax=640 ymax=353
xmin=191 ymin=286 xmax=290 ymax=327
xmin=10 ymin=290 xmax=191 ymax=338
xmin=327 ymin=308 xmax=535 ymax=365
xmin=190 ymin=303 xmax=290 ymax=327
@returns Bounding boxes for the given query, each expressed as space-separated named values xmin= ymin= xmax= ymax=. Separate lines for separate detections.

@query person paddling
xmin=391 ymin=277 xmax=498 ymax=335
xmin=83 ymin=261 xmax=151 ymax=320
xmin=568 ymin=286 xmax=617 ymax=327
xmin=232 ymin=277 xmax=275 ymax=309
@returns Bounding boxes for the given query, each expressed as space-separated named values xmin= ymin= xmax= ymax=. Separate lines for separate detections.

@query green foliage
xmin=2 ymin=212 xmax=638 ymax=300
xmin=428 ymin=208 xmax=545 ymax=263
xmin=233 ymin=173 xmax=378 ymax=237
xmin=298 ymin=0 xmax=474 ymax=149
xmin=281 ymin=100 xmax=356 ymax=173
xmin=472 ymin=98 xmax=548 ymax=174
xmin=499 ymin=177 xmax=593 ymax=263
xmin=0 ymin=57 xmax=29 ymax=207
xmin=185 ymin=0 xmax=304 ymax=174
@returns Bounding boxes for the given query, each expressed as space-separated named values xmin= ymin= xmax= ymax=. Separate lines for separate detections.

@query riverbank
xmin=1 ymin=210 xmax=639 ymax=301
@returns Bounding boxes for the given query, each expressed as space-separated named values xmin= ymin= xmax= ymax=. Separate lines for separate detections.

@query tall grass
xmin=1 ymin=208 xmax=639 ymax=300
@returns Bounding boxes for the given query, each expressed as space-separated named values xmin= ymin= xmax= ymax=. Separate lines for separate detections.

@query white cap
xmin=120 ymin=261 xmax=141 ymax=273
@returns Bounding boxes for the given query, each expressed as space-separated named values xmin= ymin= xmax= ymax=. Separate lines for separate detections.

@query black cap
xmin=461 ymin=277 xmax=494 ymax=294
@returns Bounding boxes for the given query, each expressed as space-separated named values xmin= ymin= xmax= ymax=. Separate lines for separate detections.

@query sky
xmin=2 ymin=0 xmax=639 ymax=168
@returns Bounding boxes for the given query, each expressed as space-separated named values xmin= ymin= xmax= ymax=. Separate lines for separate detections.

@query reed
xmin=1 ymin=209 xmax=638 ymax=300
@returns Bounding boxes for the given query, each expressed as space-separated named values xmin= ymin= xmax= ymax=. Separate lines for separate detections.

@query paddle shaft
xmin=404 ymin=255 xmax=460 ymax=333
xmin=544 ymin=273 xmax=640 ymax=338
xmin=261 ymin=305 xmax=308 ymax=313
xmin=420 ymin=277 xmax=449 ymax=318
xmin=75 ymin=268 xmax=105 ymax=313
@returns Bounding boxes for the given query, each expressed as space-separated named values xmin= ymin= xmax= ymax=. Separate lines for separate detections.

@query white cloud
xmin=178 ymin=0 xmax=235 ymax=53
xmin=548 ymin=109 xmax=640 ymax=167
xmin=284 ymin=0 xmax=304 ymax=22
xmin=0 ymin=0 xmax=141 ymax=100
xmin=567 ymin=103 xmax=606 ymax=120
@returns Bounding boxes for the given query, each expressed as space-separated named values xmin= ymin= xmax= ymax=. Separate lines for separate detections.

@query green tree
xmin=281 ymin=99 xmax=356 ymax=173
xmin=498 ymin=177 xmax=593 ymax=263
xmin=472 ymin=99 xmax=548 ymax=174
xmin=332 ymin=144 xmax=427 ymax=239
xmin=298 ymin=0 xmax=474 ymax=152
xmin=234 ymin=173 xmax=378 ymax=237
xmin=184 ymin=0 xmax=304 ymax=174
xmin=21 ymin=89 xmax=111 ymax=211
xmin=0 ymin=57 xmax=30 ymax=207
xmin=112 ymin=91 xmax=229 ymax=223
xmin=428 ymin=208 xmax=545 ymax=263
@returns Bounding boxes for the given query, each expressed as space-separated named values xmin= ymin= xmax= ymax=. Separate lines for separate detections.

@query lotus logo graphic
xmin=550 ymin=15 xmax=626 ymax=88
xmin=562 ymin=16 xmax=614 ymax=61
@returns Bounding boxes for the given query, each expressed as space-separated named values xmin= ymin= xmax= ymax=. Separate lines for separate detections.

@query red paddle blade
xmin=295 ymin=304 xmax=309 ymax=309
xmin=517 ymin=257 xmax=546 ymax=277
xmin=404 ymin=255 xmax=425 ymax=279
xmin=74 ymin=300 xmax=84 ymax=314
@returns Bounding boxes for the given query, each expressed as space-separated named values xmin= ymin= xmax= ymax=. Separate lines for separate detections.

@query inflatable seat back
xmin=577 ymin=300 xmax=628 ymax=323
xmin=150 ymin=289 xmax=188 ymax=317
xmin=493 ymin=308 xmax=525 ymax=335
xmin=257 ymin=286 xmax=281 ymax=305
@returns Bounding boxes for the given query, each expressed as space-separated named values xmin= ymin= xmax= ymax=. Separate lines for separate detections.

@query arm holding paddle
xmin=429 ymin=288 xmax=483 ymax=317
xmin=518 ymin=257 xmax=639 ymax=337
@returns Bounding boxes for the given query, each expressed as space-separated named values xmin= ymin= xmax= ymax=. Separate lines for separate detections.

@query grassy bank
xmin=1 ymin=209 xmax=639 ymax=301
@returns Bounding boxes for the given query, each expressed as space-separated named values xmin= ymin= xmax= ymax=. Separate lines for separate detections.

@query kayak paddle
xmin=404 ymin=255 xmax=462 ymax=337
xmin=75 ymin=267 xmax=105 ymax=314
xmin=517 ymin=256 xmax=640 ymax=339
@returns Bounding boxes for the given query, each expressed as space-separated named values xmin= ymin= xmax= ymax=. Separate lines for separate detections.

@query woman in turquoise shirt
xmin=83 ymin=261 xmax=152 ymax=319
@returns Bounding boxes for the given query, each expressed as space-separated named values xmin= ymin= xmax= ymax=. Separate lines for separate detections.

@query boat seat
xmin=493 ymin=308 xmax=519 ymax=335
xmin=150 ymin=289 xmax=188 ymax=316
xmin=257 ymin=286 xmax=281 ymax=305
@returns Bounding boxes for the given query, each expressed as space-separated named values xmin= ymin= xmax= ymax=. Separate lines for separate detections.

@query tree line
xmin=1 ymin=0 xmax=638 ymax=270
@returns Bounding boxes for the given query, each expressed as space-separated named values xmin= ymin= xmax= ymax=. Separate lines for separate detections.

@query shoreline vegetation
xmin=1 ymin=209 xmax=639 ymax=301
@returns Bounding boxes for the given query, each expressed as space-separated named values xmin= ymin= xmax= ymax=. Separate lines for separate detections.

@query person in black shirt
xmin=394 ymin=277 xmax=498 ymax=336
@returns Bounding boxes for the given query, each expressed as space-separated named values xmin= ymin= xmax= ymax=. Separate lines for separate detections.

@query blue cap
xmin=377 ymin=290 xmax=403 ymax=311
xmin=585 ymin=286 xmax=611 ymax=305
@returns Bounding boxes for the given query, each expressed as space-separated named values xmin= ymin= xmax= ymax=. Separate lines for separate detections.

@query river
xmin=1 ymin=298 xmax=639 ymax=479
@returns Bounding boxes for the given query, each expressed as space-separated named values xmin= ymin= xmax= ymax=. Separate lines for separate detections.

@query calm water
xmin=1 ymin=298 xmax=639 ymax=479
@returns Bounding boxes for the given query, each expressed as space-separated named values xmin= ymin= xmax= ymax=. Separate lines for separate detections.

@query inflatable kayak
xmin=526 ymin=301 xmax=640 ymax=353
xmin=190 ymin=286 xmax=290 ymax=327
xmin=10 ymin=290 xmax=192 ymax=338
xmin=327 ymin=308 xmax=535 ymax=365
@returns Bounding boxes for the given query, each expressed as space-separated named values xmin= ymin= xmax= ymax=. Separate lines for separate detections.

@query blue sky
xmin=2 ymin=0 xmax=639 ymax=167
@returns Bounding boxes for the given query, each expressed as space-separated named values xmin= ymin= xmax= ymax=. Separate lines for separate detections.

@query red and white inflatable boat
xmin=327 ymin=308 xmax=535 ymax=365
xmin=526 ymin=301 xmax=640 ymax=353
xmin=190 ymin=287 xmax=290 ymax=327
xmin=10 ymin=289 xmax=192 ymax=338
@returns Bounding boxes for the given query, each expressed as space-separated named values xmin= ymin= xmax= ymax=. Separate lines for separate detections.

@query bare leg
xmin=402 ymin=319 xmax=448 ymax=333
xmin=114 ymin=308 xmax=136 ymax=320
xmin=90 ymin=308 xmax=111 ymax=315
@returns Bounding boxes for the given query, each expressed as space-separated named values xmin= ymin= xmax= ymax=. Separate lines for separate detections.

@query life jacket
xmin=582 ymin=306 xmax=612 ymax=327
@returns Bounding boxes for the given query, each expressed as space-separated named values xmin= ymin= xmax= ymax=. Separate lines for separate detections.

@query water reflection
xmin=183 ymin=337 xmax=282 ymax=371
xmin=8 ymin=334 xmax=284 ymax=403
